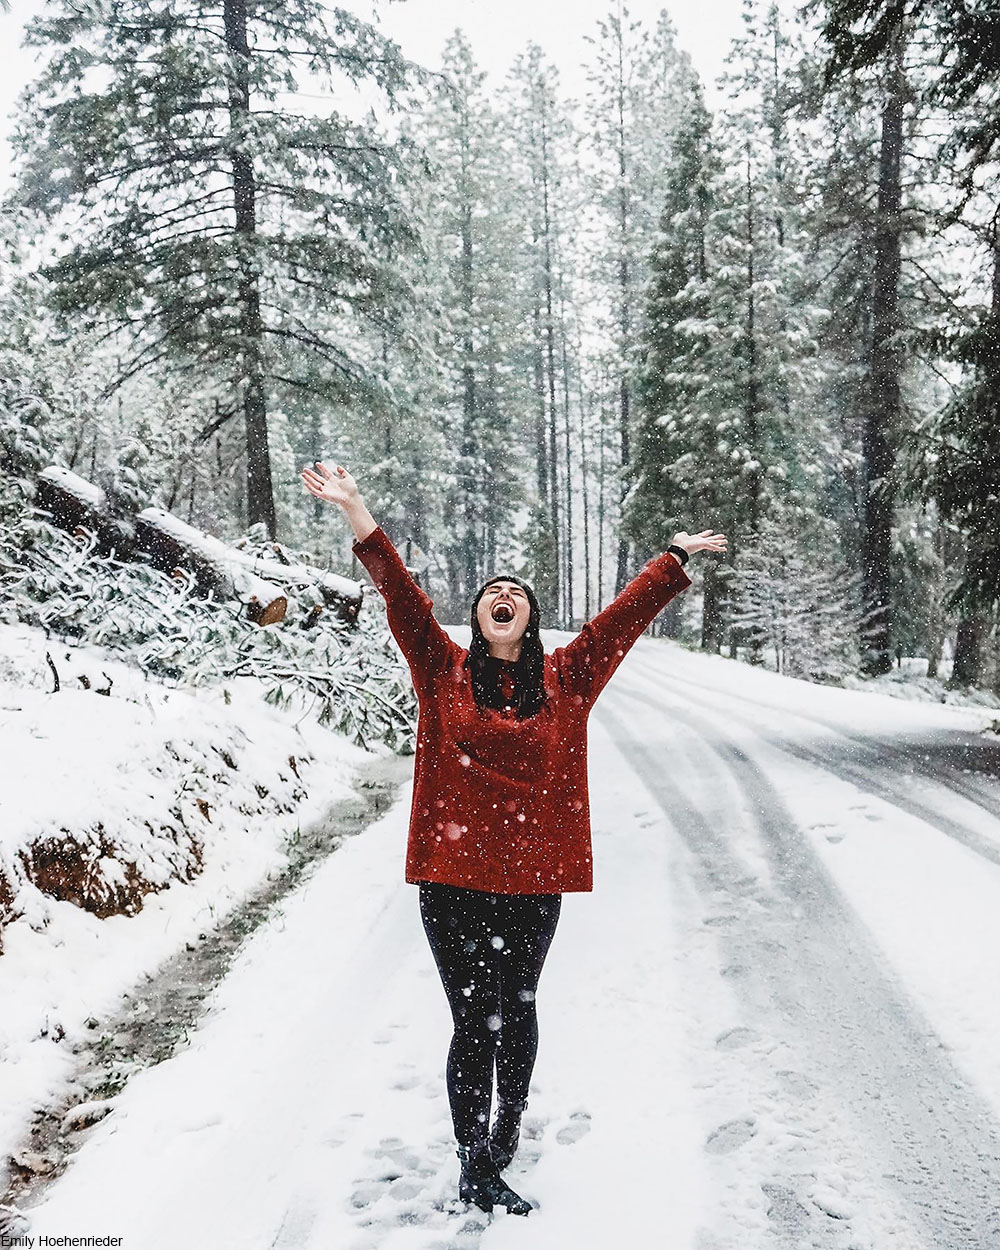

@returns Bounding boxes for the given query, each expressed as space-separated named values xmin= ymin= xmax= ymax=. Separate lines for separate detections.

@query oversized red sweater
xmin=352 ymin=526 xmax=691 ymax=894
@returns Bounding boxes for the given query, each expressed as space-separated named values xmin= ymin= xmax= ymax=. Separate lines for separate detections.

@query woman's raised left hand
xmin=671 ymin=529 xmax=728 ymax=556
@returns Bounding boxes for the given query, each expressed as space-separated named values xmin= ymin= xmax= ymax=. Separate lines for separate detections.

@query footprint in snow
xmin=773 ymin=1069 xmax=818 ymax=1099
xmin=521 ymin=1113 xmax=546 ymax=1142
xmin=704 ymin=1117 xmax=757 ymax=1155
xmin=702 ymin=913 xmax=739 ymax=928
xmin=555 ymin=1110 xmax=592 ymax=1146
xmin=366 ymin=1136 xmax=428 ymax=1176
xmin=350 ymin=1182 xmax=383 ymax=1210
xmin=715 ymin=1025 xmax=759 ymax=1051
xmin=761 ymin=1181 xmax=812 ymax=1231
xmin=346 ymin=1134 xmax=462 ymax=1238
xmin=391 ymin=1071 xmax=421 ymax=1091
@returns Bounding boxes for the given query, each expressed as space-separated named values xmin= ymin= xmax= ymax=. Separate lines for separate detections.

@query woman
xmin=301 ymin=460 xmax=726 ymax=1216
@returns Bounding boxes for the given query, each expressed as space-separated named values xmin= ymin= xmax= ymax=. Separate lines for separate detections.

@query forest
xmin=1 ymin=0 xmax=999 ymax=699
xmin=4 ymin=5 xmax=1000 ymax=1240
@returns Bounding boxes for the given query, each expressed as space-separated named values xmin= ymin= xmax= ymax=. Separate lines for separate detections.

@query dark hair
xmin=468 ymin=574 xmax=548 ymax=719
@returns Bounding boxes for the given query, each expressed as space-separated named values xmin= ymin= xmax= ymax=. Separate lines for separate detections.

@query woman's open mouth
xmin=491 ymin=603 xmax=515 ymax=623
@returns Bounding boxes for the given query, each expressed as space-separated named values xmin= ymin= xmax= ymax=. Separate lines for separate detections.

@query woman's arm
xmin=301 ymin=462 xmax=456 ymax=683
xmin=555 ymin=528 xmax=726 ymax=706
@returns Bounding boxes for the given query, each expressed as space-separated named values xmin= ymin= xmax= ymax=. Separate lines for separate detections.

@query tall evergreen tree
xmin=585 ymin=4 xmax=689 ymax=595
xmin=816 ymin=2 xmax=914 ymax=673
xmin=647 ymin=2 xmax=827 ymax=655
xmin=415 ymin=31 xmax=528 ymax=616
xmin=627 ymin=80 xmax=723 ymax=641
xmin=503 ymin=45 xmax=584 ymax=625
xmin=13 ymin=0 xmax=420 ymax=538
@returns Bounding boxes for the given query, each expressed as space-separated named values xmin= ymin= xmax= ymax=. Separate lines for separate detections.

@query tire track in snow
xmin=597 ymin=679 xmax=1000 ymax=1249
xmin=625 ymin=653 xmax=1000 ymax=868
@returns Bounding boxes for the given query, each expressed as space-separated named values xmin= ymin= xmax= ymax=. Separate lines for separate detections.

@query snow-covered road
xmin=20 ymin=637 xmax=1000 ymax=1249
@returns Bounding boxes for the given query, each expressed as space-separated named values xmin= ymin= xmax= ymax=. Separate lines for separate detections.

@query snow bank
xmin=0 ymin=622 xmax=372 ymax=1171
xmin=0 ymin=625 xmax=311 ymax=939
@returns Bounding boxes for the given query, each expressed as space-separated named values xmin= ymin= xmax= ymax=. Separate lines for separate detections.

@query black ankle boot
xmin=457 ymin=1140 xmax=532 ymax=1215
xmin=488 ymin=1097 xmax=527 ymax=1171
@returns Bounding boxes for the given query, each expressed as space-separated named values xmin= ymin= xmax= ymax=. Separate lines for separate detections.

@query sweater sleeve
xmin=352 ymin=526 xmax=457 ymax=688
xmin=554 ymin=551 xmax=692 ymax=706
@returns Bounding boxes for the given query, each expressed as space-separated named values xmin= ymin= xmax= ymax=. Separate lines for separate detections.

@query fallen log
xmin=135 ymin=509 xmax=290 ymax=626
xmin=137 ymin=510 xmax=364 ymax=626
xmin=35 ymin=465 xmax=132 ymax=555
xmin=232 ymin=534 xmax=365 ymax=622
xmin=0 ymin=867 xmax=14 ymax=956
xmin=30 ymin=467 xmax=364 ymax=626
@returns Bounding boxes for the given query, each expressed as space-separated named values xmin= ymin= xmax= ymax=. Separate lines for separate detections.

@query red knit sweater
xmin=352 ymin=526 xmax=692 ymax=894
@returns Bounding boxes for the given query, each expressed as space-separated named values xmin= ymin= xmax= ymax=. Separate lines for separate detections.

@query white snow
xmin=2 ymin=622 xmax=1000 ymax=1248
xmin=37 ymin=465 xmax=104 ymax=508
xmin=0 ymin=624 xmax=369 ymax=1177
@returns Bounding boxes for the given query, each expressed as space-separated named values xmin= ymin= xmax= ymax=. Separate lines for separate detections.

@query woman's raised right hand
xmin=301 ymin=461 xmax=360 ymax=509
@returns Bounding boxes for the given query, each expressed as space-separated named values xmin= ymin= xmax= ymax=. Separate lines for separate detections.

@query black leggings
xmin=418 ymin=881 xmax=562 ymax=1145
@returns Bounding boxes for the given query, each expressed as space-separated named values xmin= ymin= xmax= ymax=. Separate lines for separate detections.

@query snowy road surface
xmin=23 ymin=637 xmax=1000 ymax=1249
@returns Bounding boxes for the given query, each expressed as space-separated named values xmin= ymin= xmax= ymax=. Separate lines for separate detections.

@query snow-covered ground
xmin=7 ymin=627 xmax=1000 ymax=1248
xmin=0 ymin=624 xmax=371 ymax=1182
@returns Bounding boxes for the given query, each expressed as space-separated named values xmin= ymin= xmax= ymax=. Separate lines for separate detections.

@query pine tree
xmin=902 ymin=224 xmax=1000 ymax=678
xmin=13 ymin=0 xmax=420 ymax=538
xmin=816 ymin=2 xmax=913 ymax=674
xmin=413 ymin=31 xmax=529 ymax=617
xmin=641 ymin=2 xmax=827 ymax=654
xmin=503 ymin=44 xmax=585 ymax=625
xmin=628 ymin=78 xmax=716 ymax=559
xmin=727 ymin=514 xmax=862 ymax=680
xmin=627 ymin=76 xmax=736 ymax=647
xmin=816 ymin=0 xmax=1000 ymax=686
xmin=585 ymin=3 xmax=690 ymax=595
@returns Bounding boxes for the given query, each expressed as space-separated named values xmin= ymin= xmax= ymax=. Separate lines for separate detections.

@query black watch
xmin=666 ymin=544 xmax=689 ymax=567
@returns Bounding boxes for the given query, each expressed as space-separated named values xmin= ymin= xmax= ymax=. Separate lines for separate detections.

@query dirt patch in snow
xmin=0 ymin=748 xmax=410 ymax=1214
xmin=0 ymin=871 xmax=13 ymax=956
xmin=17 ymin=819 xmax=203 ymax=920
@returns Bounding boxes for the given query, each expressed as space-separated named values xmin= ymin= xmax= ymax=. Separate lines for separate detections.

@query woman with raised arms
xmin=301 ymin=460 xmax=726 ymax=1216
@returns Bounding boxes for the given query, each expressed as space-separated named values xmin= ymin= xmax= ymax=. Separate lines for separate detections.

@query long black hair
xmin=468 ymin=573 xmax=548 ymax=719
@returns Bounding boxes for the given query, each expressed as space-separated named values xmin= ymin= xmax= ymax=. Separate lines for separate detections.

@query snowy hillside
xmin=0 ymin=621 xmax=380 ymax=1186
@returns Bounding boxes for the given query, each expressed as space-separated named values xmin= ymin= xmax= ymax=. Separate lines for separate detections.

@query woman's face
xmin=477 ymin=580 xmax=532 ymax=652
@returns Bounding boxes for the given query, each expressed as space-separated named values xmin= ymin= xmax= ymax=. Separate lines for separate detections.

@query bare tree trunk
xmin=576 ymin=343 xmax=593 ymax=622
xmin=614 ymin=23 xmax=632 ymax=597
xmin=560 ymin=315 xmax=575 ymax=627
xmin=224 ymin=0 xmax=276 ymax=539
xmin=925 ymin=520 xmax=946 ymax=679
xmin=743 ymin=142 xmax=764 ymax=667
xmin=992 ymin=618 xmax=1000 ymax=699
xmin=701 ymin=561 xmax=723 ymax=653
xmin=861 ymin=21 xmax=905 ymax=676
xmin=458 ymin=99 xmax=479 ymax=598
xmin=598 ymin=378 xmax=608 ymax=610
xmin=951 ymin=616 xmax=987 ymax=686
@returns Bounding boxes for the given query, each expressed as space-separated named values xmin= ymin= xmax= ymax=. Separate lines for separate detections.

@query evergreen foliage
xmin=726 ymin=514 xmax=863 ymax=680
xmin=13 ymin=0 xmax=423 ymax=537
xmin=413 ymin=31 xmax=531 ymax=615
xmin=628 ymin=82 xmax=717 ymax=558
xmin=3 ymin=0 xmax=999 ymax=703
xmin=0 ymin=506 xmax=418 ymax=753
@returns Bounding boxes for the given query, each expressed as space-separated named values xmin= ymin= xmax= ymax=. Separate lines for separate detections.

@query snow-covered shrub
xmin=0 ymin=509 xmax=417 ymax=753
xmin=725 ymin=515 xmax=863 ymax=682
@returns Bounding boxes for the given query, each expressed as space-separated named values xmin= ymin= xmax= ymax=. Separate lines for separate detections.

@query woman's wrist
xmin=344 ymin=497 xmax=377 ymax=544
xmin=666 ymin=543 xmax=689 ymax=567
